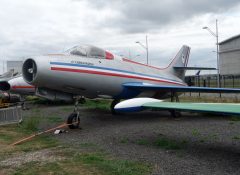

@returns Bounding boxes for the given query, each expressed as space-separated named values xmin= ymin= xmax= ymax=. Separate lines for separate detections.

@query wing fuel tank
xmin=114 ymin=98 xmax=163 ymax=112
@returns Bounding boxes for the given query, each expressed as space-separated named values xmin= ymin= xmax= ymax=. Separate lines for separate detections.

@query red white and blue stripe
xmin=50 ymin=62 xmax=185 ymax=86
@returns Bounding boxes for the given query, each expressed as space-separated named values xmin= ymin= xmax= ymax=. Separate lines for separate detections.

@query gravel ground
xmin=24 ymin=105 xmax=240 ymax=175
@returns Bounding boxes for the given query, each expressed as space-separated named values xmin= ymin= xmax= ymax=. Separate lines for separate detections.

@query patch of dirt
xmin=0 ymin=148 xmax=64 ymax=168
xmin=0 ymin=171 xmax=7 ymax=175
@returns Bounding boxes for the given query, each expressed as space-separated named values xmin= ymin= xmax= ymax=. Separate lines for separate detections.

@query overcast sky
xmin=0 ymin=0 xmax=240 ymax=74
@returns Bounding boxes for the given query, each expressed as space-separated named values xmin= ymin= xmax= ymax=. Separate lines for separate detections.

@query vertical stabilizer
xmin=166 ymin=45 xmax=191 ymax=80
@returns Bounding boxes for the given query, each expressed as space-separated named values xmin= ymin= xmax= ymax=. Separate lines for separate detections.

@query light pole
xmin=136 ymin=35 xmax=149 ymax=65
xmin=203 ymin=19 xmax=220 ymax=87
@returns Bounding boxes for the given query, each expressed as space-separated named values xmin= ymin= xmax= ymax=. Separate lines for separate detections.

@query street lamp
xmin=203 ymin=19 xmax=220 ymax=87
xmin=136 ymin=35 xmax=149 ymax=65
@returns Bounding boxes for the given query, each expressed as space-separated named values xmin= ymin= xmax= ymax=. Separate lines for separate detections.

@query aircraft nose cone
xmin=28 ymin=68 xmax=33 ymax=74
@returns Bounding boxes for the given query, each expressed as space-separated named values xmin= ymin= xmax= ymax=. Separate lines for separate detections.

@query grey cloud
xmin=84 ymin=0 xmax=240 ymax=33
xmin=0 ymin=0 xmax=239 ymax=75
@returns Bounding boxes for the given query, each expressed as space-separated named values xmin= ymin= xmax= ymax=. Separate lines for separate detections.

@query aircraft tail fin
xmin=166 ymin=45 xmax=191 ymax=80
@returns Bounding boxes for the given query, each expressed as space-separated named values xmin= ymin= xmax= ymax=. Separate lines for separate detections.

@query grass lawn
xmin=0 ymin=110 xmax=151 ymax=175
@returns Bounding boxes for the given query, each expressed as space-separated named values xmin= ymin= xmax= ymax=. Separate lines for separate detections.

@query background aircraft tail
xmin=166 ymin=45 xmax=191 ymax=80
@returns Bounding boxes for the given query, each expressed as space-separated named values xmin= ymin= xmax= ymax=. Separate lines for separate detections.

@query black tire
xmin=169 ymin=110 xmax=182 ymax=118
xmin=67 ymin=112 xmax=80 ymax=129
xmin=111 ymin=99 xmax=120 ymax=115
xmin=79 ymin=98 xmax=86 ymax=104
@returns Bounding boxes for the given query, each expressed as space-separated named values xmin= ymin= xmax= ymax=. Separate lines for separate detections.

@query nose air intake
xmin=22 ymin=59 xmax=37 ymax=83
xmin=0 ymin=81 xmax=11 ymax=91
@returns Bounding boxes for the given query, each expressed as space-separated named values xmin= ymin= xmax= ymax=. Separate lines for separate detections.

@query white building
xmin=6 ymin=61 xmax=23 ymax=74
xmin=219 ymin=34 xmax=240 ymax=75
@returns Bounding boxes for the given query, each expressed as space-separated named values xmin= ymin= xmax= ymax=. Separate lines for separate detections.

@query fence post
xmin=233 ymin=75 xmax=235 ymax=88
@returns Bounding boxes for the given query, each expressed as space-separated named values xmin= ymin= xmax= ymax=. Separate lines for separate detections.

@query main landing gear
xmin=20 ymin=95 xmax=28 ymax=110
xmin=67 ymin=97 xmax=81 ymax=129
xmin=111 ymin=99 xmax=120 ymax=115
xmin=169 ymin=92 xmax=181 ymax=118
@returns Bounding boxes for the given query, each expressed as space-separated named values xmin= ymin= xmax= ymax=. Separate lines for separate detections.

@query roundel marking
xmin=182 ymin=54 xmax=185 ymax=64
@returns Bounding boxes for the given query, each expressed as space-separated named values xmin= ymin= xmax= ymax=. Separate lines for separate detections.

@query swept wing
xmin=123 ymin=82 xmax=240 ymax=93
xmin=115 ymin=98 xmax=240 ymax=116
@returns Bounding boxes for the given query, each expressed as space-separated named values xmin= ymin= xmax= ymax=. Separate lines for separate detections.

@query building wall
xmin=6 ymin=61 xmax=23 ymax=74
xmin=219 ymin=37 xmax=240 ymax=75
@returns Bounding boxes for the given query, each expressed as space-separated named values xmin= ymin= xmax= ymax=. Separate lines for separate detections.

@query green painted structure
xmin=143 ymin=102 xmax=240 ymax=116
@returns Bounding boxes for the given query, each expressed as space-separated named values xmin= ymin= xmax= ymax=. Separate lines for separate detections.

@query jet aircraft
xmin=0 ymin=75 xmax=35 ymax=96
xmin=21 ymin=45 xmax=240 ymax=129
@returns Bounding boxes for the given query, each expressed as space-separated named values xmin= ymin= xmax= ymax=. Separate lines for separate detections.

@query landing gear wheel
xmin=169 ymin=110 xmax=182 ymax=118
xmin=111 ymin=99 xmax=120 ymax=115
xmin=67 ymin=112 xmax=80 ymax=129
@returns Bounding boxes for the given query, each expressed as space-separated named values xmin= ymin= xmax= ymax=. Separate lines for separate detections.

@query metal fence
xmin=0 ymin=106 xmax=22 ymax=126
xmin=185 ymin=74 xmax=240 ymax=88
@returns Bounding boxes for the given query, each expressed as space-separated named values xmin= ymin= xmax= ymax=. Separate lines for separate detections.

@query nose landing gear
xmin=67 ymin=97 xmax=82 ymax=129
xmin=67 ymin=112 xmax=80 ymax=129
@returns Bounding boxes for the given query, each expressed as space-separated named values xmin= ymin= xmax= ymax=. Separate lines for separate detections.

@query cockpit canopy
xmin=66 ymin=45 xmax=114 ymax=60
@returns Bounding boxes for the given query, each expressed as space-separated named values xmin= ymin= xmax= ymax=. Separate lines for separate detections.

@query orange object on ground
xmin=10 ymin=122 xmax=79 ymax=146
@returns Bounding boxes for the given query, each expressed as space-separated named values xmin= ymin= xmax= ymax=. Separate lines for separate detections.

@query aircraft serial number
xmin=71 ymin=61 xmax=94 ymax=66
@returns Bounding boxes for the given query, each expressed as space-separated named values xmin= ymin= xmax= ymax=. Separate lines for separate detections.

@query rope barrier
xmin=10 ymin=121 xmax=79 ymax=146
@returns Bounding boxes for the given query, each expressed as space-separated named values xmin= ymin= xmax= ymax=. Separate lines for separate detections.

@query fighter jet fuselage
xmin=22 ymin=45 xmax=188 ymax=101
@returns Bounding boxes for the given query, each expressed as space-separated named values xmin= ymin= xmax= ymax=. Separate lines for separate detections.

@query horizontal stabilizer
xmin=173 ymin=66 xmax=216 ymax=70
